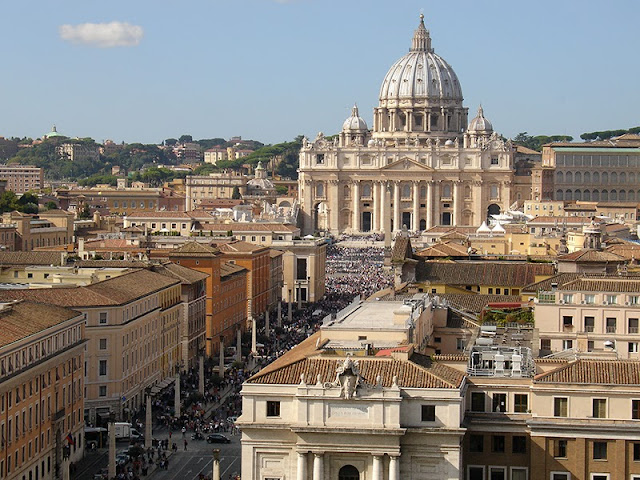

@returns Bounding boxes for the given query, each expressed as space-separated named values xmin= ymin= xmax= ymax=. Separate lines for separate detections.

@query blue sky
xmin=1 ymin=0 xmax=639 ymax=146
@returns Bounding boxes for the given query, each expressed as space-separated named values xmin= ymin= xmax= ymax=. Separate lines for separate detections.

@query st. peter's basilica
xmin=298 ymin=15 xmax=514 ymax=235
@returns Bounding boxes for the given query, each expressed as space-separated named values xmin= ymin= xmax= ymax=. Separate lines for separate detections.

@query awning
xmin=149 ymin=377 xmax=176 ymax=396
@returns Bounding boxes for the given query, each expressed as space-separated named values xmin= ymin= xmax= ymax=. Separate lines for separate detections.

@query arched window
xmin=602 ymin=172 xmax=608 ymax=184
xmin=362 ymin=183 xmax=371 ymax=198
xmin=574 ymin=189 xmax=581 ymax=201
xmin=629 ymin=191 xmax=636 ymax=201
xmin=442 ymin=184 xmax=451 ymax=198
xmin=592 ymin=189 xmax=599 ymax=201
xmin=630 ymin=172 xmax=636 ymax=184
xmin=565 ymin=172 xmax=573 ymax=184
xmin=593 ymin=172 xmax=600 ymax=183
xmin=584 ymin=172 xmax=591 ymax=183
xmin=610 ymin=189 xmax=617 ymax=201
xmin=419 ymin=219 xmax=426 ymax=230
xmin=556 ymin=171 xmax=564 ymax=184
xmin=565 ymin=189 xmax=572 ymax=201
xmin=420 ymin=186 xmax=427 ymax=198
xmin=556 ymin=190 xmax=563 ymax=201
xmin=583 ymin=189 xmax=591 ymax=201
xmin=464 ymin=185 xmax=471 ymax=199
xmin=621 ymin=172 xmax=627 ymax=184
xmin=490 ymin=185 xmax=499 ymax=200
xmin=402 ymin=184 xmax=411 ymax=198
xmin=574 ymin=172 xmax=582 ymax=184
xmin=611 ymin=172 xmax=618 ymax=184
xmin=343 ymin=185 xmax=351 ymax=198
xmin=315 ymin=183 xmax=324 ymax=198
xmin=620 ymin=190 xmax=626 ymax=201
xmin=339 ymin=465 xmax=360 ymax=480
xmin=601 ymin=189 xmax=609 ymax=201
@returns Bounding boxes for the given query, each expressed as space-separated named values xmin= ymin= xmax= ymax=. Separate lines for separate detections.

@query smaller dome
xmin=44 ymin=125 xmax=65 ymax=139
xmin=342 ymin=104 xmax=368 ymax=131
xmin=444 ymin=139 xmax=454 ymax=147
xmin=468 ymin=105 xmax=493 ymax=133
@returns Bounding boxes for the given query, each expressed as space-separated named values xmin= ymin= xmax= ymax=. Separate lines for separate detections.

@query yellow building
xmin=0 ymin=269 xmax=182 ymax=425
xmin=0 ymin=300 xmax=85 ymax=480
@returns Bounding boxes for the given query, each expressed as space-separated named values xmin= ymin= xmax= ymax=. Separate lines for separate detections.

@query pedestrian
xmin=184 ymin=439 xmax=188 ymax=451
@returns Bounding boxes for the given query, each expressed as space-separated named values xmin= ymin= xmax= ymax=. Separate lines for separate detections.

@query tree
xmin=178 ymin=134 xmax=193 ymax=144
xmin=232 ymin=186 xmax=241 ymax=199
xmin=164 ymin=138 xmax=178 ymax=146
xmin=17 ymin=192 xmax=39 ymax=206
xmin=78 ymin=203 xmax=92 ymax=219
xmin=0 ymin=191 xmax=17 ymax=213
xmin=45 ymin=201 xmax=58 ymax=210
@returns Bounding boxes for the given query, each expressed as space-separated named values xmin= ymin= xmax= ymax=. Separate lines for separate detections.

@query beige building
xmin=204 ymin=147 xmax=228 ymax=165
xmin=523 ymin=200 xmax=564 ymax=218
xmin=0 ymin=300 xmax=85 ymax=480
xmin=185 ymin=172 xmax=247 ymax=211
xmin=272 ymin=238 xmax=326 ymax=304
xmin=0 ymin=165 xmax=43 ymax=194
xmin=298 ymin=16 xmax=515 ymax=235
xmin=238 ymin=295 xmax=467 ymax=480
xmin=0 ymin=269 xmax=183 ymax=425
xmin=56 ymin=142 xmax=100 ymax=163
xmin=2 ymin=211 xmax=75 ymax=251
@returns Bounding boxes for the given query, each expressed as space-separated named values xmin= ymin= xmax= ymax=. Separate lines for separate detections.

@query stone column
xmin=265 ymin=309 xmax=270 ymax=337
xmin=145 ymin=394 xmax=152 ymax=449
xmin=393 ymin=181 xmax=400 ymax=232
xmin=372 ymin=181 xmax=380 ymax=232
xmin=219 ymin=337 xmax=225 ymax=374
xmin=199 ymin=356 xmax=205 ymax=395
xmin=251 ymin=316 xmax=257 ymax=354
xmin=297 ymin=452 xmax=308 ymax=480
xmin=212 ymin=449 xmax=220 ymax=480
xmin=473 ymin=180 xmax=484 ymax=225
xmin=62 ymin=458 xmax=70 ymax=480
xmin=313 ymin=453 xmax=324 ymax=480
xmin=277 ymin=301 xmax=282 ymax=328
xmin=453 ymin=180 xmax=461 ymax=226
xmin=288 ymin=294 xmax=293 ymax=324
xmin=329 ymin=180 xmax=340 ymax=233
xmin=433 ymin=181 xmax=441 ymax=226
xmin=174 ymin=373 xmax=181 ymax=418
xmin=412 ymin=181 xmax=420 ymax=231
xmin=108 ymin=421 xmax=116 ymax=480
xmin=352 ymin=180 xmax=360 ymax=232
xmin=235 ymin=328 xmax=242 ymax=363
xmin=389 ymin=455 xmax=399 ymax=480
xmin=373 ymin=455 xmax=383 ymax=480
xmin=426 ymin=181 xmax=433 ymax=229
xmin=379 ymin=182 xmax=387 ymax=234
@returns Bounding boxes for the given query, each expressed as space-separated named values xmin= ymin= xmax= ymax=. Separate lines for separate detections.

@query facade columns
xmin=145 ymin=394 xmax=152 ymax=449
xmin=174 ymin=373 xmax=181 ymax=418
xmin=380 ymin=182 xmax=387 ymax=234
xmin=297 ymin=452 xmax=308 ymax=480
xmin=433 ymin=181 xmax=441 ymax=226
xmin=373 ymin=455 xmax=383 ymax=480
xmin=352 ymin=180 xmax=360 ymax=232
xmin=412 ymin=181 xmax=420 ymax=231
xmin=473 ymin=181 xmax=484 ymax=224
xmin=302 ymin=178 xmax=314 ymax=235
xmin=393 ymin=181 xmax=400 ymax=232
xmin=426 ymin=181 xmax=433 ymax=229
xmin=453 ymin=180 xmax=462 ymax=226
xmin=329 ymin=180 xmax=340 ymax=233
xmin=389 ymin=455 xmax=400 ymax=480
xmin=313 ymin=453 xmax=324 ymax=480
xmin=373 ymin=181 xmax=380 ymax=232
xmin=219 ymin=336 xmax=225 ymax=375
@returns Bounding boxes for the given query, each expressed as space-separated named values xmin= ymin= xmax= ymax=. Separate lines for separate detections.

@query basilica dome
xmin=378 ymin=15 xmax=463 ymax=106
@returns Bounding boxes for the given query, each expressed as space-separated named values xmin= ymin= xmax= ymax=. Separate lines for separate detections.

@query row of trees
xmin=580 ymin=126 xmax=640 ymax=141
xmin=512 ymin=132 xmax=573 ymax=152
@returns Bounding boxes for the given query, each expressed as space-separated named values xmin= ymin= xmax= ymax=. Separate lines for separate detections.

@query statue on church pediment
xmin=334 ymin=354 xmax=362 ymax=400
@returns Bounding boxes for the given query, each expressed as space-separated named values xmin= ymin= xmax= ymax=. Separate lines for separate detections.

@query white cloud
xmin=59 ymin=21 xmax=144 ymax=48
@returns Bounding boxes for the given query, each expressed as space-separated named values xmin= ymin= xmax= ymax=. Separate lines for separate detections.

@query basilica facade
xmin=298 ymin=15 xmax=514 ymax=235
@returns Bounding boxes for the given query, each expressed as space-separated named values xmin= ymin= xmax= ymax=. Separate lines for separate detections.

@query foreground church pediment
xmin=380 ymin=157 xmax=435 ymax=172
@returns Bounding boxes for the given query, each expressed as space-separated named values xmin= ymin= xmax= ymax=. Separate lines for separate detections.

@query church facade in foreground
xmin=298 ymin=16 xmax=514 ymax=235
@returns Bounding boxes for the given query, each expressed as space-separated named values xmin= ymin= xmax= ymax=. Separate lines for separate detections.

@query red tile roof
xmin=535 ymin=359 xmax=640 ymax=385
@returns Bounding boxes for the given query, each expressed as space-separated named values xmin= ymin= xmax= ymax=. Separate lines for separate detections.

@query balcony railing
xmin=629 ymin=327 xmax=639 ymax=334
xmin=606 ymin=326 xmax=617 ymax=333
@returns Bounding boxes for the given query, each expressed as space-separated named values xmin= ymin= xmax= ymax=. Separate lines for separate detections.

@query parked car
xmin=206 ymin=433 xmax=231 ymax=444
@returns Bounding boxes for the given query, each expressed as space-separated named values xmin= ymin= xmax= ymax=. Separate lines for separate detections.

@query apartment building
xmin=185 ymin=172 xmax=247 ymax=211
xmin=169 ymin=243 xmax=247 ymax=356
xmin=271 ymin=237 xmax=326 ymax=304
xmin=0 ymin=165 xmax=43 ymax=194
xmin=56 ymin=142 xmax=100 ymax=163
xmin=0 ymin=269 xmax=182 ymax=425
xmin=0 ymin=300 xmax=85 ymax=480
xmin=1 ymin=211 xmax=74 ymax=251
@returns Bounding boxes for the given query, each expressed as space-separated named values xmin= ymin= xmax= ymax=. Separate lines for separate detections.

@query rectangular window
xmin=266 ymin=401 xmax=280 ymax=417
xmin=510 ymin=467 xmax=528 ymax=480
xmin=99 ymin=386 xmax=107 ymax=397
xmin=468 ymin=466 xmax=484 ymax=480
xmin=605 ymin=295 xmax=617 ymax=305
xmin=630 ymin=342 xmax=639 ymax=353
xmin=99 ymin=339 xmax=107 ymax=350
xmin=541 ymin=338 xmax=551 ymax=351
xmin=492 ymin=435 xmax=505 ymax=453
xmin=606 ymin=317 xmax=617 ymax=333
xmin=471 ymin=392 xmax=485 ymax=412
xmin=633 ymin=400 xmax=640 ymax=420
xmin=551 ymin=473 xmax=570 ymax=480
xmin=593 ymin=399 xmax=607 ymax=418
xmin=554 ymin=397 xmax=568 ymax=417
xmin=469 ymin=434 xmax=484 ymax=453
xmin=512 ymin=435 xmax=527 ymax=454
xmin=585 ymin=316 xmax=595 ymax=332
xmin=562 ymin=294 xmax=573 ymax=304
xmin=492 ymin=393 xmax=507 ymax=413
xmin=584 ymin=294 xmax=595 ymax=304
xmin=554 ymin=439 xmax=567 ymax=458
xmin=99 ymin=360 xmax=107 ymax=376
xmin=593 ymin=441 xmax=607 ymax=460
xmin=629 ymin=318 xmax=639 ymax=334
xmin=489 ymin=467 xmax=506 ymax=480
xmin=514 ymin=394 xmax=528 ymax=413
xmin=296 ymin=258 xmax=308 ymax=280
xmin=563 ymin=339 xmax=573 ymax=350
xmin=491 ymin=157 xmax=499 ymax=165
xmin=563 ymin=316 xmax=573 ymax=327
xmin=99 ymin=312 xmax=108 ymax=324
xmin=315 ymin=154 xmax=325 ymax=165
xmin=590 ymin=475 xmax=609 ymax=480
xmin=421 ymin=405 xmax=435 ymax=422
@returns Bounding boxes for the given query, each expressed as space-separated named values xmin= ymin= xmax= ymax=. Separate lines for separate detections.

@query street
xmin=151 ymin=433 xmax=241 ymax=480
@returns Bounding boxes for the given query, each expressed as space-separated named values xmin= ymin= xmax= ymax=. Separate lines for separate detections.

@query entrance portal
xmin=362 ymin=211 xmax=372 ymax=232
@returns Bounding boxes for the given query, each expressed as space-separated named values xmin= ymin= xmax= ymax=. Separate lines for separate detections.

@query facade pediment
xmin=381 ymin=157 xmax=434 ymax=172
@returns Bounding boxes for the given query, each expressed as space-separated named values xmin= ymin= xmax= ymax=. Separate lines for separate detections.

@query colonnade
xmin=296 ymin=452 xmax=399 ymax=480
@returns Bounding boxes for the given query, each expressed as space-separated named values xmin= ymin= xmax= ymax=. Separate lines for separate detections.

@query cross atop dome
xmin=411 ymin=13 xmax=432 ymax=53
